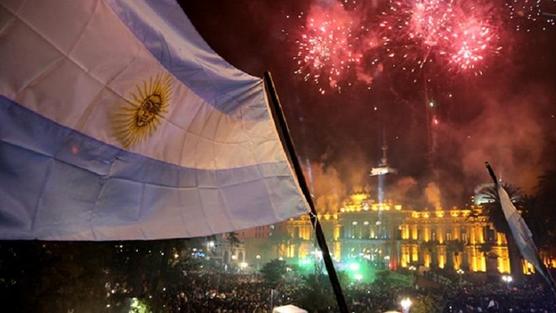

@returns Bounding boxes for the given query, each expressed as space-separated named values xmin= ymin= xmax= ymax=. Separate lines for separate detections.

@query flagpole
xmin=485 ymin=162 xmax=556 ymax=297
xmin=264 ymin=71 xmax=349 ymax=313
xmin=485 ymin=162 xmax=498 ymax=187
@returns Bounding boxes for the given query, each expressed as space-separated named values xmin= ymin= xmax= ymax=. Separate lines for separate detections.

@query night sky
xmin=180 ymin=0 xmax=556 ymax=209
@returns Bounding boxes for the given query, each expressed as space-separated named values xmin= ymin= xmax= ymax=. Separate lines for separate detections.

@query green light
xmin=345 ymin=260 xmax=378 ymax=283
xmin=298 ymin=258 xmax=312 ymax=267
xmin=129 ymin=297 xmax=150 ymax=313
xmin=348 ymin=262 xmax=360 ymax=271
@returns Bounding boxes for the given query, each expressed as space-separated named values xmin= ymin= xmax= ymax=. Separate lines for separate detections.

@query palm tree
xmin=477 ymin=183 xmax=524 ymax=233
xmin=227 ymin=231 xmax=241 ymax=248
xmin=525 ymin=170 xmax=556 ymax=248
xmin=476 ymin=183 xmax=524 ymax=277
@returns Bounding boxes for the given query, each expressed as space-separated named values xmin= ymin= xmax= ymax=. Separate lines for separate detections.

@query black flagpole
xmin=264 ymin=71 xmax=349 ymax=313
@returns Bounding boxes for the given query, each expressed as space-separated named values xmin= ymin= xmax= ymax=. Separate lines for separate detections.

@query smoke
xmin=438 ymin=84 xmax=551 ymax=194
xmin=302 ymin=146 xmax=374 ymax=213
xmin=305 ymin=162 xmax=346 ymax=214
xmin=424 ymin=182 xmax=443 ymax=210
xmin=388 ymin=176 xmax=418 ymax=204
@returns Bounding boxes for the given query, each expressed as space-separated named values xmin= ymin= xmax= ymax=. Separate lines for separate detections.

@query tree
xmin=296 ymin=273 xmax=336 ymax=313
xmin=476 ymin=183 xmax=525 ymax=277
xmin=226 ymin=232 xmax=242 ymax=248
xmin=525 ymin=170 xmax=556 ymax=248
xmin=260 ymin=259 xmax=287 ymax=288
xmin=477 ymin=183 xmax=524 ymax=233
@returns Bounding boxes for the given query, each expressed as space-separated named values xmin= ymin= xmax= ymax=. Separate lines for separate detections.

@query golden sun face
xmin=113 ymin=73 xmax=172 ymax=148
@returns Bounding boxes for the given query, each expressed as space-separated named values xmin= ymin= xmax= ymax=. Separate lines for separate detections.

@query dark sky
xmin=179 ymin=0 xmax=556 ymax=208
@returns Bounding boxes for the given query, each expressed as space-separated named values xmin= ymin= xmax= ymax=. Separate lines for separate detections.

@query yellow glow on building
xmin=492 ymin=246 xmax=510 ymax=274
xmin=438 ymin=245 xmax=446 ymax=269
xmin=299 ymin=225 xmax=311 ymax=240
xmin=476 ymin=227 xmax=485 ymax=244
xmin=401 ymin=225 xmax=409 ymax=240
xmin=542 ymin=254 xmax=556 ymax=269
xmin=469 ymin=226 xmax=485 ymax=245
xmin=523 ymin=260 xmax=535 ymax=275
xmin=469 ymin=247 xmax=486 ymax=272
xmin=496 ymin=233 xmax=507 ymax=246
xmin=452 ymin=226 xmax=461 ymax=240
xmin=287 ymin=244 xmax=295 ymax=258
xmin=453 ymin=252 xmax=462 ymax=270
xmin=411 ymin=224 xmax=418 ymax=240
xmin=423 ymin=250 xmax=431 ymax=267
xmin=423 ymin=226 xmax=431 ymax=242
xmin=401 ymin=246 xmax=410 ymax=267
xmin=298 ymin=243 xmax=311 ymax=259
xmin=275 ymin=193 xmax=552 ymax=277
xmin=411 ymin=245 xmax=419 ymax=263
xmin=333 ymin=241 xmax=341 ymax=261
xmin=333 ymin=225 xmax=340 ymax=241
xmin=350 ymin=193 xmax=368 ymax=204
xmin=437 ymin=226 xmax=445 ymax=244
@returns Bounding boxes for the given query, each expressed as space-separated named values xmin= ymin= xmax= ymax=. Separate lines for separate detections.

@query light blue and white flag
xmin=0 ymin=0 xmax=308 ymax=240
xmin=498 ymin=185 xmax=556 ymax=293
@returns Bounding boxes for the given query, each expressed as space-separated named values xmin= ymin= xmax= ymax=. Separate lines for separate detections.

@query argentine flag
xmin=498 ymin=185 xmax=556 ymax=293
xmin=0 ymin=0 xmax=308 ymax=240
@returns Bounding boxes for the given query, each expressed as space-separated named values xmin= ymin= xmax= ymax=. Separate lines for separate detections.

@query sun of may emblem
xmin=113 ymin=73 xmax=172 ymax=148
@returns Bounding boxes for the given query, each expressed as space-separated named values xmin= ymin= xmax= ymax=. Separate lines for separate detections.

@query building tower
xmin=369 ymin=131 xmax=397 ymax=205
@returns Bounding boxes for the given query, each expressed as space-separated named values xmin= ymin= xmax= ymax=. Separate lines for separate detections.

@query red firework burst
xmin=293 ymin=2 xmax=365 ymax=94
xmin=380 ymin=0 xmax=502 ymax=76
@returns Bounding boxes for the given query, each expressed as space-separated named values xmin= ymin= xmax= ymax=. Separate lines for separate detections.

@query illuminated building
xmin=272 ymin=192 xmax=516 ymax=275
xmin=400 ymin=206 xmax=510 ymax=274
xmin=242 ymin=139 xmax=555 ymax=275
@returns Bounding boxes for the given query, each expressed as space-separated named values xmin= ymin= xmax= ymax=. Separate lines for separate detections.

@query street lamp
xmin=400 ymin=297 xmax=412 ymax=313
xmin=255 ymin=254 xmax=262 ymax=271
xmin=239 ymin=262 xmax=248 ymax=270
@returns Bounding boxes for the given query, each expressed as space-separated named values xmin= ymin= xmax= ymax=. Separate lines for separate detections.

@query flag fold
xmin=0 ymin=0 xmax=308 ymax=240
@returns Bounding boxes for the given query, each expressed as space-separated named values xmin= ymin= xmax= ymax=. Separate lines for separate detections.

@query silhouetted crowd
xmin=155 ymin=273 xmax=271 ymax=313
xmin=444 ymin=281 xmax=556 ymax=313
xmin=131 ymin=269 xmax=556 ymax=313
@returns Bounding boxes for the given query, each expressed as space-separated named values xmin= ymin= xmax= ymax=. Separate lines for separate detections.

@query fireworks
xmin=380 ymin=0 xmax=502 ymax=76
xmin=289 ymin=0 xmax=554 ymax=93
xmin=505 ymin=0 xmax=556 ymax=32
xmin=293 ymin=2 xmax=365 ymax=94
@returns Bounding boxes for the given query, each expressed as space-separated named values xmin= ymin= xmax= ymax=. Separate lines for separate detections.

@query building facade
xmin=272 ymin=192 xmax=515 ymax=275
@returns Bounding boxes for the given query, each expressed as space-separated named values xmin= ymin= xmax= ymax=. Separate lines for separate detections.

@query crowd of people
xmin=106 ymin=263 xmax=556 ymax=313
xmin=443 ymin=281 xmax=556 ymax=313
xmin=152 ymin=273 xmax=272 ymax=313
